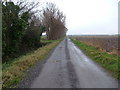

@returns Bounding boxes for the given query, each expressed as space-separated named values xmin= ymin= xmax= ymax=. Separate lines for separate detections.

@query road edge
xmin=18 ymin=40 xmax=63 ymax=88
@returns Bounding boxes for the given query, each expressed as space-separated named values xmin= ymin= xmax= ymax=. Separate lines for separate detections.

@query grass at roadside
xmin=2 ymin=40 xmax=60 ymax=88
xmin=71 ymin=38 xmax=119 ymax=79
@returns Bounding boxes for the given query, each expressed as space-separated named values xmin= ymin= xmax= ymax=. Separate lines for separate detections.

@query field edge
xmin=70 ymin=38 xmax=119 ymax=80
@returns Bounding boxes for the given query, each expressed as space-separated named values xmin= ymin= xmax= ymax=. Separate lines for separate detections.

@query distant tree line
xmin=2 ymin=1 xmax=67 ymax=62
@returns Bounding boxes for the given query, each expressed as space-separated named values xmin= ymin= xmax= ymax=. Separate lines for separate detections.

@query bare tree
xmin=42 ymin=2 xmax=67 ymax=40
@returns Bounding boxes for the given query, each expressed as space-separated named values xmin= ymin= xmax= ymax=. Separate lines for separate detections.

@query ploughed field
xmin=73 ymin=35 xmax=119 ymax=55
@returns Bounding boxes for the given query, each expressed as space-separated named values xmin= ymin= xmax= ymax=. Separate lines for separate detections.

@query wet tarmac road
xmin=30 ymin=38 xmax=118 ymax=88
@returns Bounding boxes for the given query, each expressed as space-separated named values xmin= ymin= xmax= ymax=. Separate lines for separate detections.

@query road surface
xmin=30 ymin=38 xmax=118 ymax=88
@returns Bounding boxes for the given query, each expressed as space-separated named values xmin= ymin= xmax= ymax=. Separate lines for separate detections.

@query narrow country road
xmin=27 ymin=38 xmax=118 ymax=88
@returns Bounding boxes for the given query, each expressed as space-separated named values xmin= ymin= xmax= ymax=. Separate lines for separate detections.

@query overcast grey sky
xmin=40 ymin=0 xmax=119 ymax=35
xmin=15 ymin=0 xmax=120 ymax=35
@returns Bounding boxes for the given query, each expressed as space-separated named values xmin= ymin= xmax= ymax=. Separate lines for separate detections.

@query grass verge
xmin=2 ymin=40 xmax=60 ymax=88
xmin=71 ymin=38 xmax=119 ymax=80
